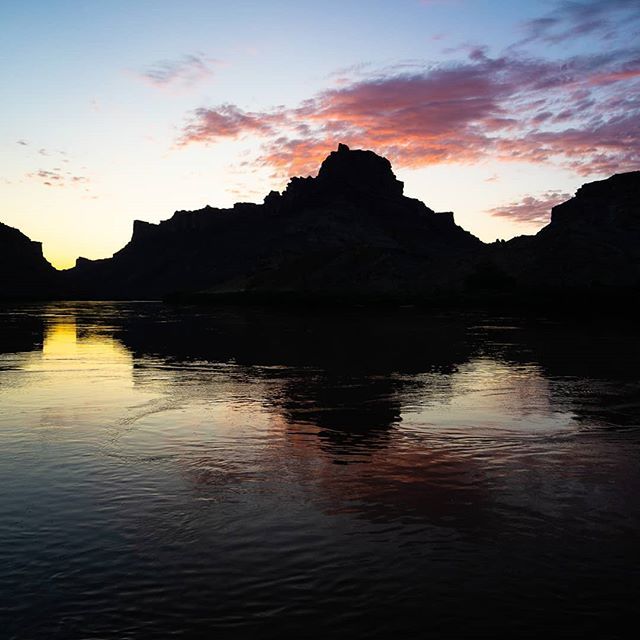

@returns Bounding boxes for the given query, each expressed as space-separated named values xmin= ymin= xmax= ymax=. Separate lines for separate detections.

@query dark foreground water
xmin=1 ymin=302 xmax=639 ymax=638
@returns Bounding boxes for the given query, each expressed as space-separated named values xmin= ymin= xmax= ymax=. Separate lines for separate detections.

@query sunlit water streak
xmin=1 ymin=302 xmax=639 ymax=638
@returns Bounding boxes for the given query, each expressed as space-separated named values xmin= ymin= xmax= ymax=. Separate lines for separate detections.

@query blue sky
xmin=2 ymin=0 xmax=639 ymax=267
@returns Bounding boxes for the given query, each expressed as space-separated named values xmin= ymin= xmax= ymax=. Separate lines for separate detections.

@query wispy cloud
xmin=17 ymin=144 xmax=93 ymax=192
xmin=27 ymin=169 xmax=65 ymax=187
xmin=519 ymin=0 xmax=640 ymax=45
xmin=26 ymin=168 xmax=91 ymax=188
xmin=140 ymin=53 xmax=218 ymax=88
xmin=489 ymin=190 xmax=571 ymax=225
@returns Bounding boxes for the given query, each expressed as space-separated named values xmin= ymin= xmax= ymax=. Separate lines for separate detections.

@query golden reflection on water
xmin=40 ymin=316 xmax=131 ymax=367
xmin=8 ymin=313 xmax=139 ymax=432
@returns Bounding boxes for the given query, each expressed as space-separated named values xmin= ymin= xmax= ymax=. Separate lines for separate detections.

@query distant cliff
xmin=0 ymin=222 xmax=57 ymax=299
xmin=493 ymin=171 xmax=640 ymax=294
xmin=2 ymin=145 xmax=639 ymax=304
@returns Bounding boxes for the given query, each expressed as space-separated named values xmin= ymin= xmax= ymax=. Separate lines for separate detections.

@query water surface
xmin=1 ymin=302 xmax=639 ymax=638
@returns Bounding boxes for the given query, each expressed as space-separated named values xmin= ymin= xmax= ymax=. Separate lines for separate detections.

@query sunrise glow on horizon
xmin=2 ymin=0 xmax=639 ymax=269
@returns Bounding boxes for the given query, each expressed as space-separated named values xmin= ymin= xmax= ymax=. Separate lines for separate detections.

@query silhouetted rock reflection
xmin=113 ymin=306 xmax=474 ymax=457
xmin=476 ymin=317 xmax=640 ymax=428
xmin=281 ymin=377 xmax=401 ymax=456
xmin=0 ymin=308 xmax=45 ymax=354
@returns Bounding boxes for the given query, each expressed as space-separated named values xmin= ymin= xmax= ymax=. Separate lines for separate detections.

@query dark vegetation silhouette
xmin=2 ymin=144 xmax=639 ymax=306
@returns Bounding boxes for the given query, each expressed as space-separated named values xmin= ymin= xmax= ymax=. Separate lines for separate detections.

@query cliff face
xmin=494 ymin=171 xmax=640 ymax=292
xmin=549 ymin=171 xmax=640 ymax=231
xmin=0 ymin=222 xmax=57 ymax=299
xmin=66 ymin=144 xmax=482 ymax=299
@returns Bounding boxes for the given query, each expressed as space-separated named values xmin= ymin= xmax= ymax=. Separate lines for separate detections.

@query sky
xmin=1 ymin=0 xmax=639 ymax=269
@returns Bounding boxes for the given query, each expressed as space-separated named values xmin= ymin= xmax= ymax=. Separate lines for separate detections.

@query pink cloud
xmin=178 ymin=47 xmax=640 ymax=179
xmin=588 ymin=67 xmax=640 ymax=85
xmin=179 ymin=105 xmax=282 ymax=145
xmin=489 ymin=190 xmax=571 ymax=225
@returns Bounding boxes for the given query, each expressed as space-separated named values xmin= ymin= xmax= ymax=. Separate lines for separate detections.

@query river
xmin=1 ymin=302 xmax=638 ymax=638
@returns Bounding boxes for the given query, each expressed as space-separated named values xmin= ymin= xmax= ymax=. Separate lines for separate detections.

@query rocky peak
xmin=0 ymin=222 xmax=50 ymax=267
xmin=315 ymin=143 xmax=404 ymax=198
xmin=277 ymin=144 xmax=406 ymax=206
xmin=548 ymin=171 xmax=640 ymax=231
xmin=0 ymin=222 xmax=55 ymax=298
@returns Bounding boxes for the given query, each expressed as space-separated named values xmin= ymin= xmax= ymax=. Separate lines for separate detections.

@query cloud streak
xmin=141 ymin=53 xmax=218 ymax=88
xmin=519 ymin=0 xmax=640 ymax=46
xmin=27 ymin=169 xmax=90 ymax=189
